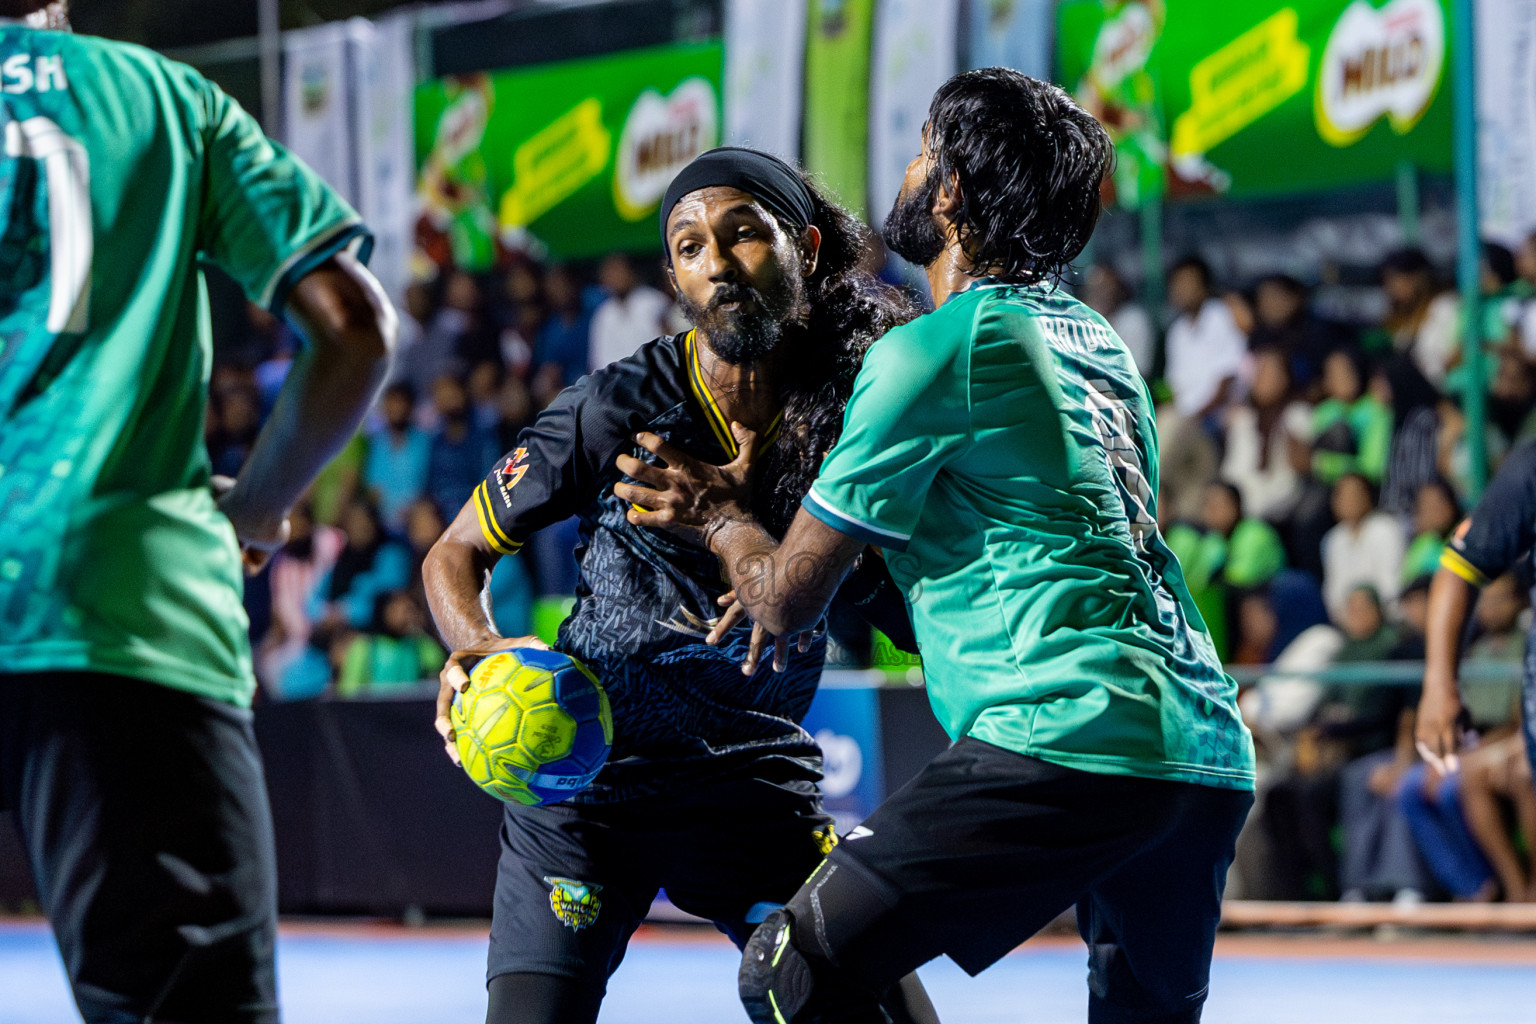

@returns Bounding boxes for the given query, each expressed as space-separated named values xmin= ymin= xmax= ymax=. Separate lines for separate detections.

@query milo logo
xmin=613 ymin=77 xmax=719 ymax=221
xmin=1315 ymin=0 xmax=1445 ymax=146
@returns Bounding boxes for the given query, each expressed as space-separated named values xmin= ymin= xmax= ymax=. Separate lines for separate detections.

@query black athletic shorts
xmin=487 ymin=768 xmax=836 ymax=989
xmin=0 ymin=672 xmax=279 ymax=1024
xmin=796 ymin=738 xmax=1252 ymax=1022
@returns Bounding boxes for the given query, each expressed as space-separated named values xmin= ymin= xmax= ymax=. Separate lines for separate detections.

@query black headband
xmin=659 ymin=147 xmax=816 ymax=242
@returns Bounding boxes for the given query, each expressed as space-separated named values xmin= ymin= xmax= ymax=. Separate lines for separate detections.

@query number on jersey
xmin=4 ymin=115 xmax=91 ymax=334
xmin=1084 ymin=379 xmax=1155 ymax=551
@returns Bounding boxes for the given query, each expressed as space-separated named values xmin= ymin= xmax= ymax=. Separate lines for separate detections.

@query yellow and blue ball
xmin=451 ymin=648 xmax=613 ymax=806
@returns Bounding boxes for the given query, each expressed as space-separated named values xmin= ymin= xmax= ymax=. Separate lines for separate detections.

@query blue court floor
xmin=1 ymin=921 xmax=1531 ymax=1023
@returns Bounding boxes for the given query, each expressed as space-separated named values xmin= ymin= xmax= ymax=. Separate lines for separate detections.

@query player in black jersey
xmin=1419 ymin=441 xmax=1536 ymax=783
xmin=423 ymin=148 xmax=939 ymax=1024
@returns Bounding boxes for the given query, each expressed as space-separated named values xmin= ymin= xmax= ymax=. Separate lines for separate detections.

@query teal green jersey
xmin=804 ymin=281 xmax=1255 ymax=791
xmin=0 ymin=26 xmax=370 ymax=706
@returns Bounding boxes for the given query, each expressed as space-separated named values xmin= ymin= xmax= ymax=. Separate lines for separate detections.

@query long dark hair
xmin=751 ymin=173 xmax=921 ymax=536
xmin=925 ymin=68 xmax=1113 ymax=285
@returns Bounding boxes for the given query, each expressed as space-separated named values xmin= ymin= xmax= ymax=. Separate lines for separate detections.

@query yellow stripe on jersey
xmin=1439 ymin=547 xmax=1489 ymax=587
xmin=758 ymin=409 xmax=784 ymax=453
xmin=474 ymin=482 xmax=522 ymax=555
xmin=685 ymin=330 xmax=785 ymax=457
xmin=685 ymin=331 xmax=737 ymax=454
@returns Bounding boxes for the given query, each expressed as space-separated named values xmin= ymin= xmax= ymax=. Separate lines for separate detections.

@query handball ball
xmin=451 ymin=647 xmax=613 ymax=806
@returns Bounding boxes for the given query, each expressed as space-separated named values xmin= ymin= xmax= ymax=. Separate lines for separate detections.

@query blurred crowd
xmin=1082 ymin=242 xmax=1536 ymax=905
xmin=210 ymin=250 xmax=685 ymax=702
xmin=208 ymin=235 xmax=1536 ymax=902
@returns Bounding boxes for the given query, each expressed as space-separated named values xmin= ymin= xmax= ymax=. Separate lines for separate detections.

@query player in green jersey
xmin=617 ymin=68 xmax=1256 ymax=1023
xmin=0 ymin=4 xmax=396 ymax=1021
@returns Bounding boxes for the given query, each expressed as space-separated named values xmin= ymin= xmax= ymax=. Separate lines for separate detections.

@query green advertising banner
xmin=1056 ymin=0 xmax=1168 ymax=210
xmin=1056 ymin=0 xmax=1454 ymax=203
xmin=803 ymin=0 xmax=875 ymax=217
xmin=414 ymin=41 xmax=724 ymax=266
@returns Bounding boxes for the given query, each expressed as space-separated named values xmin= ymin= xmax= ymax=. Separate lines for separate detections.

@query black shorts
xmin=487 ymin=769 xmax=836 ymax=988
xmin=0 ymin=672 xmax=279 ymax=1024
xmin=798 ymin=738 xmax=1252 ymax=1019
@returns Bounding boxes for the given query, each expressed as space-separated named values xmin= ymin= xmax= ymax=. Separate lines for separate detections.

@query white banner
xmin=283 ymin=21 xmax=356 ymax=202
xmin=283 ymin=17 xmax=416 ymax=302
xmin=1477 ymin=0 xmax=1536 ymax=247
xmin=352 ymin=13 xmax=417 ymax=303
xmin=723 ymin=0 xmax=808 ymax=160
xmin=966 ymin=0 xmax=1054 ymax=77
xmin=868 ymin=0 xmax=960 ymax=223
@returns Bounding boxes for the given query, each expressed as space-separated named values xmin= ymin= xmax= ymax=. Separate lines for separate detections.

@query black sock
xmin=486 ymin=971 xmax=603 ymax=1024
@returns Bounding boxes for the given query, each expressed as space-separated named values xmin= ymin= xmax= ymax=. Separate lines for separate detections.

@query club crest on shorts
xmin=543 ymin=876 xmax=603 ymax=930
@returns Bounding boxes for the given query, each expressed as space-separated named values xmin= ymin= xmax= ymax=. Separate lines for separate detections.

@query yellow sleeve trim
xmin=1439 ymin=548 xmax=1490 ymax=587
xmin=474 ymin=482 xmax=522 ymax=555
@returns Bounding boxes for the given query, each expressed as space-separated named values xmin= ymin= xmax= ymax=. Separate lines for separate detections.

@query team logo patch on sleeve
xmin=543 ymin=876 xmax=603 ymax=930
xmin=497 ymin=447 xmax=530 ymax=498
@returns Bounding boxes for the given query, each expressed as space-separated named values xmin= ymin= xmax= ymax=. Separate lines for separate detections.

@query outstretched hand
xmin=613 ymin=421 xmax=757 ymax=547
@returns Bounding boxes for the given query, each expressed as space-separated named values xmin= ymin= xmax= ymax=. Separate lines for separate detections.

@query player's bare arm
xmin=617 ymin=435 xmax=863 ymax=639
xmin=1415 ymin=566 xmax=1478 ymax=772
xmin=218 ymin=252 xmax=395 ymax=571
xmin=423 ymin=501 xmax=548 ymax=764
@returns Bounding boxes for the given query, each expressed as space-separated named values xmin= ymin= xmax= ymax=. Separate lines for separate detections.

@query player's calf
xmin=738 ymin=908 xmax=887 ymax=1024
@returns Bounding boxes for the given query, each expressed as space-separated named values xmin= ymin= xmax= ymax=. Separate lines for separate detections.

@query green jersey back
xmin=0 ymin=27 xmax=368 ymax=706
xmin=805 ymin=281 xmax=1255 ymax=790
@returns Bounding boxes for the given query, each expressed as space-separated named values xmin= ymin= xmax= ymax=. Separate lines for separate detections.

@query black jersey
xmin=471 ymin=331 xmax=909 ymax=802
xmin=1442 ymin=441 xmax=1536 ymax=592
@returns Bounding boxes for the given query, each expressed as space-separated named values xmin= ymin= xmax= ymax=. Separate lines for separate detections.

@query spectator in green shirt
xmin=1167 ymin=481 xmax=1287 ymax=658
xmin=336 ymin=591 xmax=445 ymax=697
xmin=1313 ymin=348 xmax=1393 ymax=485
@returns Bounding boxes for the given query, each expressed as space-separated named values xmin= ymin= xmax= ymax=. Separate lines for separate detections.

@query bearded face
xmin=675 ymin=266 xmax=805 ymax=366
xmin=882 ymin=165 xmax=945 ymax=268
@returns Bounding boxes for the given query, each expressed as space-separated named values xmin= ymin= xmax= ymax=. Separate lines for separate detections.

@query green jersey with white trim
xmin=0 ymin=26 xmax=369 ymax=707
xmin=804 ymin=281 xmax=1255 ymax=790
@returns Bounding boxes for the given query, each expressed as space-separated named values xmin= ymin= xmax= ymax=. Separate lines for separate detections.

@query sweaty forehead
xmin=665 ymin=186 xmax=769 ymax=236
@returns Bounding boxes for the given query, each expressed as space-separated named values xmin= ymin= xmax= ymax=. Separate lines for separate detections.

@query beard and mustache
xmin=882 ymin=166 xmax=946 ymax=268
xmin=678 ymin=171 xmax=944 ymax=365
xmin=677 ymin=274 xmax=805 ymax=366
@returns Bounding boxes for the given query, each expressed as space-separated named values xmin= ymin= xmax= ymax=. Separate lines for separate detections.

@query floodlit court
xmin=2 ymin=921 xmax=1533 ymax=1024
xmin=9 ymin=1 xmax=1536 ymax=1023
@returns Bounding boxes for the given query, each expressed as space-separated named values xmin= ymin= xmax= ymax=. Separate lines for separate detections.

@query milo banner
xmin=414 ymin=41 xmax=724 ymax=267
xmin=1057 ymin=0 xmax=1454 ymax=204
xmin=1055 ymin=0 xmax=1169 ymax=209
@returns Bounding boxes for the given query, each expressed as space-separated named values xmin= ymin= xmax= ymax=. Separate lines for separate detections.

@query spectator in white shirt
xmin=588 ymin=252 xmax=673 ymax=370
xmin=1084 ymin=264 xmax=1155 ymax=377
xmin=1321 ymin=472 xmax=1406 ymax=624
xmin=1221 ymin=347 xmax=1313 ymax=522
xmin=1165 ymin=256 xmax=1248 ymax=424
